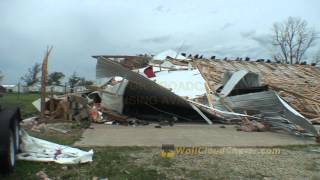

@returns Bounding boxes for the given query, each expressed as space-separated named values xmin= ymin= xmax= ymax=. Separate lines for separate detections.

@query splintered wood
xmin=196 ymin=60 xmax=320 ymax=123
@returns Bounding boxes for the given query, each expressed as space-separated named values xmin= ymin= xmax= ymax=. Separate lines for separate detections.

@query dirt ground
xmin=131 ymin=146 xmax=320 ymax=180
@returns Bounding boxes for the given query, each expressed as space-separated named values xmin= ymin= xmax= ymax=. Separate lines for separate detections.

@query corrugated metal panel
xmin=220 ymin=90 xmax=318 ymax=136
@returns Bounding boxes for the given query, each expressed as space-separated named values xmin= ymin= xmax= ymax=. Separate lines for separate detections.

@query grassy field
xmin=0 ymin=93 xmax=167 ymax=179
xmin=0 ymin=93 xmax=39 ymax=118
xmin=1 ymin=93 xmax=320 ymax=179
xmin=5 ymin=147 xmax=167 ymax=180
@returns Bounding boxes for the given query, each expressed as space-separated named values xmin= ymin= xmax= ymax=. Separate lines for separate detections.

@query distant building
xmin=28 ymin=84 xmax=41 ymax=92
xmin=73 ymin=86 xmax=87 ymax=92
xmin=2 ymin=85 xmax=16 ymax=92
xmin=0 ymin=85 xmax=6 ymax=96
xmin=46 ymin=85 xmax=65 ymax=93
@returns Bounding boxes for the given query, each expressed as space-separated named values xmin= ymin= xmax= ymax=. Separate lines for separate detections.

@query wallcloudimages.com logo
xmin=160 ymin=144 xmax=281 ymax=158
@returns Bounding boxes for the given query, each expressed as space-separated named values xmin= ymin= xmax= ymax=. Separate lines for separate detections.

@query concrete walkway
xmin=75 ymin=124 xmax=316 ymax=147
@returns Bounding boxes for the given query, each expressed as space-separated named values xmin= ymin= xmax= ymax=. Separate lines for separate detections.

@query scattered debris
xmin=36 ymin=170 xmax=51 ymax=180
xmin=26 ymin=53 xmax=320 ymax=142
xmin=48 ymin=127 xmax=69 ymax=134
xmin=17 ymin=130 xmax=93 ymax=164
xmin=21 ymin=116 xmax=38 ymax=125
xmin=237 ymin=121 xmax=267 ymax=132
xmin=196 ymin=59 xmax=320 ymax=124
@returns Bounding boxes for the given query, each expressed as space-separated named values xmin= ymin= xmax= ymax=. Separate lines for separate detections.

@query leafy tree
xmin=68 ymin=72 xmax=94 ymax=92
xmin=48 ymin=72 xmax=65 ymax=85
xmin=68 ymin=72 xmax=82 ymax=89
xmin=21 ymin=63 xmax=41 ymax=86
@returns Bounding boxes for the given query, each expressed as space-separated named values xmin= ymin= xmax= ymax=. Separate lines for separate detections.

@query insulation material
xmin=150 ymin=70 xmax=206 ymax=99
xmin=17 ymin=130 xmax=93 ymax=164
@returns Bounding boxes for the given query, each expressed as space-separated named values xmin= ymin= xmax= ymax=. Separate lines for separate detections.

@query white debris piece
xmin=21 ymin=116 xmax=38 ymax=125
xmin=32 ymin=98 xmax=49 ymax=112
xmin=152 ymin=49 xmax=188 ymax=61
xmin=150 ymin=69 xmax=206 ymax=98
xmin=17 ymin=130 xmax=93 ymax=164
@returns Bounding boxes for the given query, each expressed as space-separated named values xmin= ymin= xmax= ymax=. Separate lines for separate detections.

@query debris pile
xmin=31 ymin=51 xmax=320 ymax=141
xmin=18 ymin=130 xmax=93 ymax=164
xmin=90 ymin=53 xmax=319 ymax=140
xmin=196 ymin=59 xmax=320 ymax=124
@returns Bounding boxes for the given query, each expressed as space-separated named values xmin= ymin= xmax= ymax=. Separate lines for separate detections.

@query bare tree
xmin=21 ymin=63 xmax=41 ymax=86
xmin=312 ymin=49 xmax=320 ymax=65
xmin=272 ymin=17 xmax=317 ymax=64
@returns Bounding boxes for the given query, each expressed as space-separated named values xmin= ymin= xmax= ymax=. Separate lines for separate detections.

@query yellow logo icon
xmin=160 ymin=144 xmax=176 ymax=158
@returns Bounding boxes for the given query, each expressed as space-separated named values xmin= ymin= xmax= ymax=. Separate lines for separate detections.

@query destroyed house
xmin=92 ymin=56 xmax=218 ymax=123
xmin=90 ymin=55 xmax=319 ymax=138
xmin=195 ymin=59 xmax=320 ymax=123
xmin=193 ymin=59 xmax=320 ymax=137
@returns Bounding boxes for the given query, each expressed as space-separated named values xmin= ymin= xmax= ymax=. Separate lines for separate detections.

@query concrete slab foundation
xmin=74 ymin=124 xmax=317 ymax=147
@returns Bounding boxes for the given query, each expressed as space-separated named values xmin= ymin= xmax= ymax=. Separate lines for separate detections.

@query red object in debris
xmin=90 ymin=106 xmax=98 ymax=120
xmin=54 ymin=148 xmax=62 ymax=160
xmin=144 ymin=66 xmax=156 ymax=78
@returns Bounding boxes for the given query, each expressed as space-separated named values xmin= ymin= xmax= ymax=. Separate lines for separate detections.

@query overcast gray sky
xmin=1 ymin=0 xmax=319 ymax=84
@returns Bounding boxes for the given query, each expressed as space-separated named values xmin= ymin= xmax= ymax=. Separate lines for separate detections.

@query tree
xmin=312 ymin=49 xmax=320 ymax=65
xmin=272 ymin=17 xmax=317 ymax=64
xmin=68 ymin=72 xmax=82 ymax=89
xmin=68 ymin=72 xmax=93 ymax=92
xmin=48 ymin=72 xmax=65 ymax=85
xmin=21 ymin=63 xmax=41 ymax=86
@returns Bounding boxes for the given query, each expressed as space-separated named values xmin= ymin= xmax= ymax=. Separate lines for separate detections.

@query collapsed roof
xmin=94 ymin=56 xmax=218 ymax=123
xmin=195 ymin=59 xmax=320 ymax=124
xmin=91 ymin=55 xmax=319 ymax=138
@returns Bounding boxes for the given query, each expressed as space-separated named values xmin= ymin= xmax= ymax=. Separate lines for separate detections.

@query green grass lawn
xmin=0 ymin=93 xmax=40 ymax=118
xmin=0 ymin=93 xmax=166 ymax=179
xmin=1 ymin=93 xmax=319 ymax=179
xmin=5 ymin=147 xmax=166 ymax=180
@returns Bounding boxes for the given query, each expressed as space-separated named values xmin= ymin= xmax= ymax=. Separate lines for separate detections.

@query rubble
xmin=27 ymin=53 xmax=320 ymax=141
xmin=36 ymin=170 xmax=51 ymax=180
xmin=196 ymin=59 xmax=320 ymax=123
xmin=94 ymin=56 xmax=218 ymax=124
